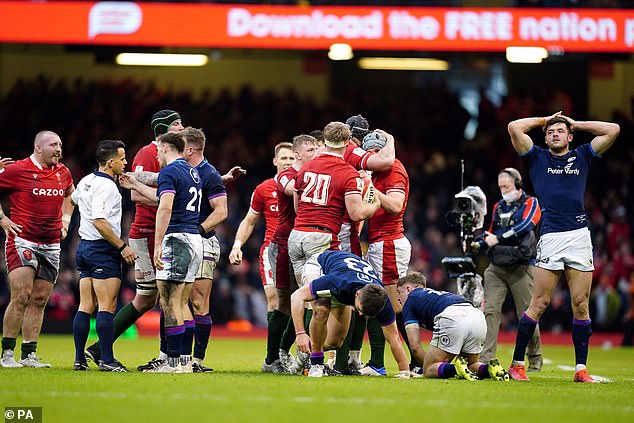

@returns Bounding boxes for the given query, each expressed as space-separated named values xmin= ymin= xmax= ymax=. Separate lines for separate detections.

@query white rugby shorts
xmin=156 ymin=232 xmax=203 ymax=283
xmin=430 ymin=304 xmax=486 ymax=355
xmin=288 ymin=229 xmax=335 ymax=279
xmin=535 ymin=227 xmax=594 ymax=272
xmin=196 ymin=236 xmax=220 ymax=280
xmin=129 ymin=237 xmax=157 ymax=295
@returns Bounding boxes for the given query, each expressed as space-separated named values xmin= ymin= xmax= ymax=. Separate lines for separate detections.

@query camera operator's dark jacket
xmin=483 ymin=192 xmax=542 ymax=266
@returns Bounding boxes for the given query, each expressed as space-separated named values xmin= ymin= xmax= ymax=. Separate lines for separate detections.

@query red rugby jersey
xmin=367 ymin=159 xmax=409 ymax=243
xmin=129 ymin=142 xmax=160 ymax=238
xmin=343 ymin=143 xmax=373 ymax=170
xmin=271 ymin=164 xmax=299 ymax=245
xmin=294 ymin=153 xmax=361 ymax=235
xmin=0 ymin=156 xmax=73 ymax=244
xmin=249 ymin=177 xmax=279 ymax=246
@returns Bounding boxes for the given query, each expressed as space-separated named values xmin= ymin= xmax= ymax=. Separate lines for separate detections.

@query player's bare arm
xmin=0 ymin=207 xmax=22 ymax=236
xmin=375 ymin=189 xmax=405 ymax=215
xmin=121 ymin=173 xmax=158 ymax=205
xmin=381 ymin=321 xmax=411 ymax=376
xmin=365 ymin=129 xmax=395 ymax=171
xmin=229 ymin=209 xmax=259 ymax=265
xmin=222 ymin=166 xmax=247 ymax=183
xmin=61 ymin=188 xmax=76 ymax=240
xmin=561 ymin=116 xmax=620 ymax=156
xmin=404 ymin=323 xmax=426 ymax=366
xmin=92 ymin=218 xmax=136 ymax=265
xmin=153 ymin=193 xmax=174 ymax=270
xmin=508 ymin=111 xmax=562 ymax=154
xmin=132 ymin=170 xmax=159 ymax=186
xmin=290 ymin=284 xmax=314 ymax=353
xmin=199 ymin=194 xmax=228 ymax=235
xmin=345 ymin=192 xmax=381 ymax=222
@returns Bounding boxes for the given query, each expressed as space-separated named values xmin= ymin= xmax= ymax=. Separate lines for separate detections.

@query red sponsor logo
xmin=22 ymin=249 xmax=33 ymax=261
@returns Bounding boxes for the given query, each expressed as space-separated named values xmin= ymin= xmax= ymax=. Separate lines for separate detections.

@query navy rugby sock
xmin=572 ymin=319 xmax=592 ymax=366
xmin=310 ymin=351 xmax=324 ymax=366
xmin=193 ymin=314 xmax=212 ymax=359
xmin=96 ymin=311 xmax=115 ymax=364
xmin=181 ymin=320 xmax=195 ymax=356
xmin=165 ymin=325 xmax=184 ymax=362
xmin=512 ymin=313 xmax=537 ymax=363
xmin=438 ymin=362 xmax=457 ymax=379
xmin=72 ymin=311 xmax=91 ymax=362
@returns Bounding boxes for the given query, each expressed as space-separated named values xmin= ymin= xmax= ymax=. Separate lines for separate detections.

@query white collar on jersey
xmin=320 ymin=151 xmax=344 ymax=159
xmin=29 ymin=154 xmax=45 ymax=170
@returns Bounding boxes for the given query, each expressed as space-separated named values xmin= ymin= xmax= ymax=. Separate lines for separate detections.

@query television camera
xmin=442 ymin=184 xmax=487 ymax=307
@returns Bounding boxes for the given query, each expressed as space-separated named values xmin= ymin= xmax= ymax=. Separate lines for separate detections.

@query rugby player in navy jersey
xmin=125 ymin=131 xmax=204 ymax=373
xmin=180 ymin=127 xmax=228 ymax=373
xmin=507 ymin=112 xmax=620 ymax=382
xmin=289 ymin=250 xmax=411 ymax=378
xmin=396 ymin=272 xmax=508 ymax=381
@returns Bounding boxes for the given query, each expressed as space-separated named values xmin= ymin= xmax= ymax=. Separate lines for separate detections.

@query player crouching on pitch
xmin=396 ymin=272 xmax=509 ymax=381
xmin=290 ymin=250 xmax=414 ymax=378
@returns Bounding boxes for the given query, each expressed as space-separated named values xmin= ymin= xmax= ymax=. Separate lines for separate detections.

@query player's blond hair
xmin=323 ymin=121 xmax=351 ymax=148
xmin=395 ymin=272 xmax=427 ymax=289
xmin=181 ymin=127 xmax=206 ymax=150
xmin=274 ymin=142 xmax=293 ymax=157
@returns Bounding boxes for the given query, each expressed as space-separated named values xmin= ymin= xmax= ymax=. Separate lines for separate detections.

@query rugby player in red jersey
xmin=289 ymin=122 xmax=380 ymax=374
xmin=230 ymin=142 xmax=295 ymax=318
xmin=261 ymin=135 xmax=318 ymax=373
xmin=0 ymin=130 xmax=75 ymax=368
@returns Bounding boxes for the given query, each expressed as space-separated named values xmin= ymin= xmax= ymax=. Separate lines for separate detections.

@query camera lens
xmin=457 ymin=198 xmax=470 ymax=211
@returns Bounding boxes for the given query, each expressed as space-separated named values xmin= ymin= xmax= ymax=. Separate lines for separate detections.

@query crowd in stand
xmin=0 ymin=74 xmax=632 ymax=338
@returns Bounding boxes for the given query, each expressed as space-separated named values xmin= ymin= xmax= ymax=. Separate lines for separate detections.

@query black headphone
xmin=500 ymin=168 xmax=523 ymax=190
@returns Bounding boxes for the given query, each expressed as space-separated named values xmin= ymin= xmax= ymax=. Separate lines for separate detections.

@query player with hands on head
xmin=506 ymin=111 xmax=620 ymax=382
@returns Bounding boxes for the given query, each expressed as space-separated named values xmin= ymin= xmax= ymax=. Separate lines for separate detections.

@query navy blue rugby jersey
xmin=196 ymin=159 xmax=226 ymax=238
xmin=402 ymin=288 xmax=470 ymax=331
xmin=157 ymin=158 xmax=202 ymax=234
xmin=522 ymin=143 xmax=598 ymax=235
xmin=309 ymin=250 xmax=396 ymax=326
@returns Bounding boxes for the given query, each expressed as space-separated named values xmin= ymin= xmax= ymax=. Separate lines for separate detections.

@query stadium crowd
xmin=0 ymin=74 xmax=632 ymax=342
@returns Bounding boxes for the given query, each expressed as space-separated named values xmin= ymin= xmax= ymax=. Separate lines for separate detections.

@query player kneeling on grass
xmin=290 ymin=250 xmax=412 ymax=378
xmin=396 ymin=272 xmax=509 ymax=381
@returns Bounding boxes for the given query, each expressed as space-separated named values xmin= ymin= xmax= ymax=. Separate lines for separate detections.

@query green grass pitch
xmin=1 ymin=335 xmax=633 ymax=423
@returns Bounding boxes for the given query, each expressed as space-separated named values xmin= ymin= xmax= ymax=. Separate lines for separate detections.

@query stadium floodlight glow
xmin=328 ymin=43 xmax=353 ymax=61
xmin=115 ymin=53 xmax=209 ymax=66
xmin=505 ymin=47 xmax=548 ymax=63
xmin=358 ymin=57 xmax=449 ymax=71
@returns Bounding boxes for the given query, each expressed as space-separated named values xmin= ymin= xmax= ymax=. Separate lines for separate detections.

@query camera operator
xmin=472 ymin=168 xmax=543 ymax=372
